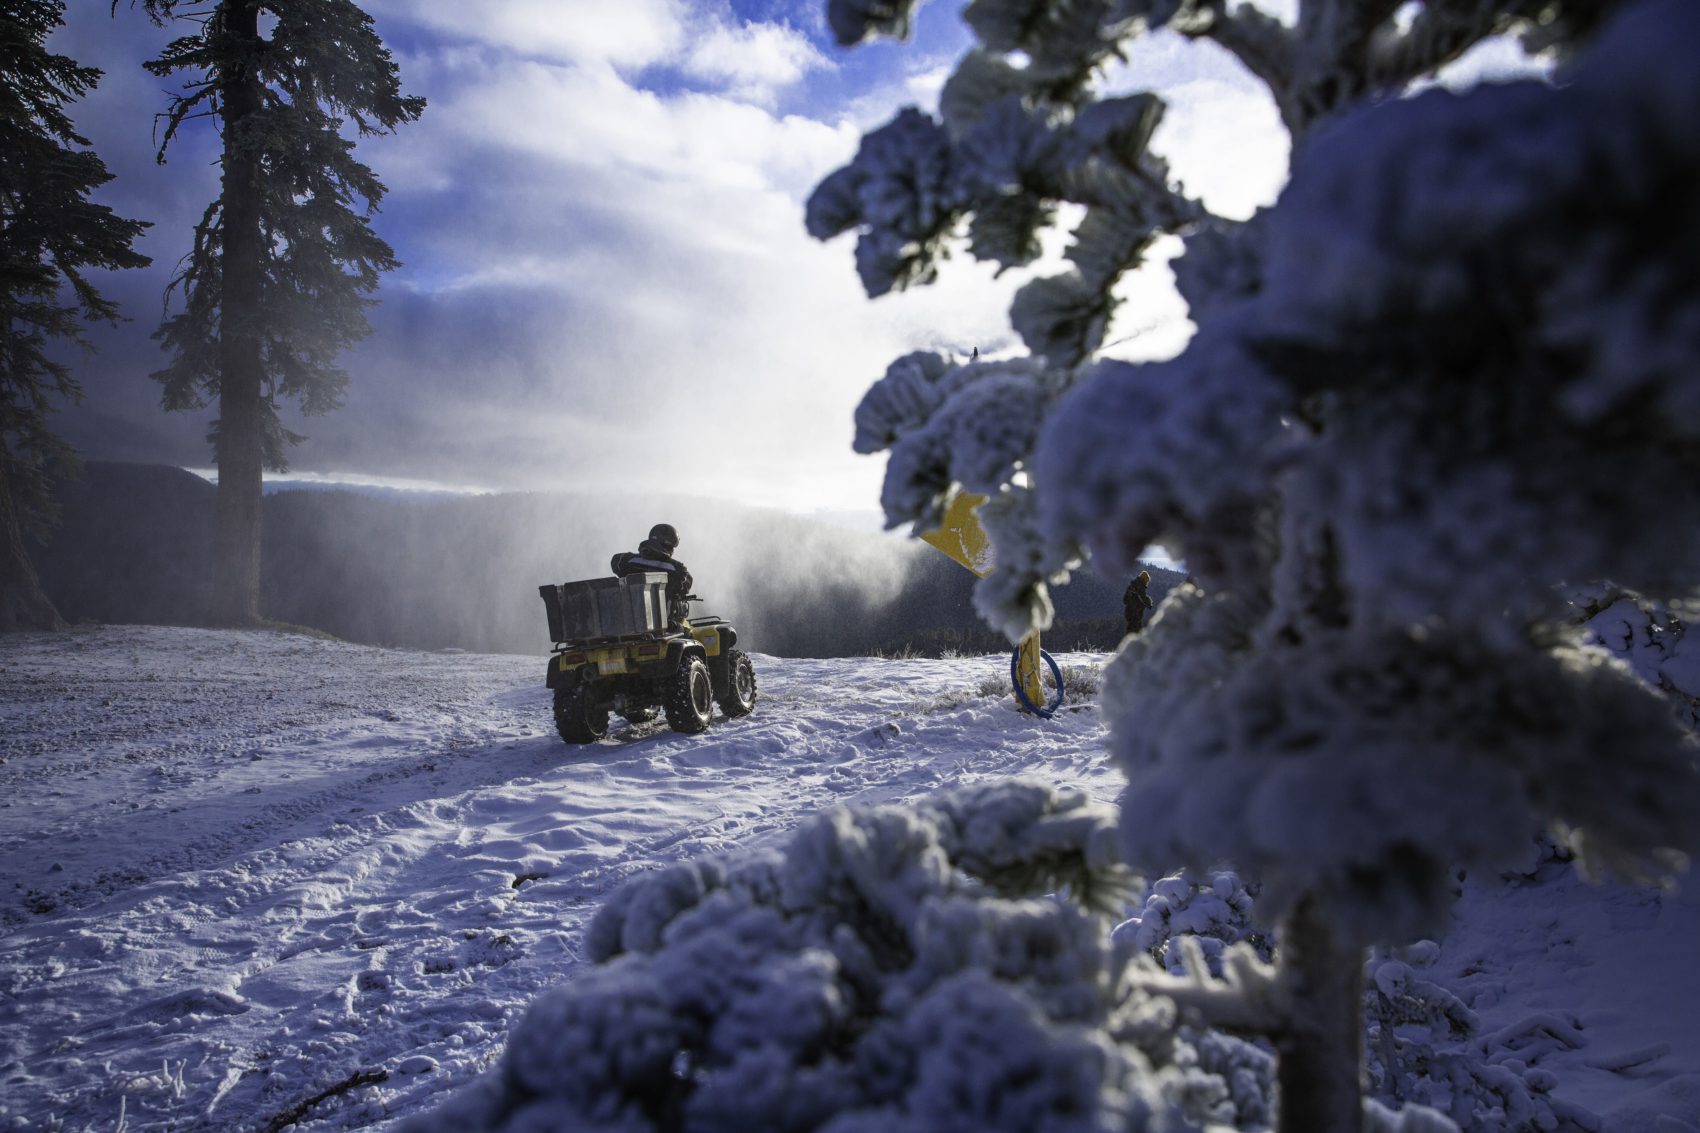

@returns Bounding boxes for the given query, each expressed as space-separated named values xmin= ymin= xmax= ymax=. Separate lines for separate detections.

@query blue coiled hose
xmin=1010 ymin=646 xmax=1064 ymax=718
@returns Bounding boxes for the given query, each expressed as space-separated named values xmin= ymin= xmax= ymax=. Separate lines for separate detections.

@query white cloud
xmin=112 ymin=0 xmax=1294 ymax=515
xmin=347 ymin=4 xmax=1305 ymax=512
xmin=368 ymin=0 xmax=826 ymax=105
xmin=331 ymin=19 xmax=1028 ymax=514
xmin=903 ymin=64 xmax=952 ymax=108
xmin=381 ymin=52 xmax=854 ymax=236
xmin=50 ymin=0 xmax=1041 ymax=517
xmin=1101 ymin=31 xmax=1291 ymax=221
xmin=1240 ymin=0 xmax=1298 ymax=26
xmin=1148 ymin=74 xmax=1289 ymax=219
xmin=364 ymin=0 xmax=689 ymax=70
xmin=680 ymin=20 xmax=830 ymax=104
xmin=836 ymin=55 xmax=958 ymax=133
xmin=1430 ymin=34 xmax=1553 ymax=90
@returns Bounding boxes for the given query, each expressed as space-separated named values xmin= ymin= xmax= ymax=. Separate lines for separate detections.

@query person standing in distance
xmin=1123 ymin=569 xmax=1153 ymax=636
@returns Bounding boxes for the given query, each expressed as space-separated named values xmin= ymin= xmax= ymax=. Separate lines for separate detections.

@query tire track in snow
xmin=0 ymin=629 xmax=1113 ymax=1133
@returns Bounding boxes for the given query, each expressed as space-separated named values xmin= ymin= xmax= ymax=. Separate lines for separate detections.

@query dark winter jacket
xmin=1123 ymin=572 xmax=1154 ymax=635
xmin=611 ymin=538 xmax=693 ymax=613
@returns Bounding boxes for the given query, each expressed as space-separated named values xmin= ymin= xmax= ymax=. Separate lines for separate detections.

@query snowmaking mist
xmin=248 ymin=485 xmax=929 ymax=656
xmin=31 ymin=463 xmax=983 ymax=656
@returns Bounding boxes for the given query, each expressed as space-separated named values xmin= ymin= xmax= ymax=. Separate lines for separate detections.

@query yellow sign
xmin=920 ymin=490 xmax=994 ymax=577
xmin=1014 ymin=631 xmax=1046 ymax=709
xmin=918 ymin=489 xmax=1048 ymax=713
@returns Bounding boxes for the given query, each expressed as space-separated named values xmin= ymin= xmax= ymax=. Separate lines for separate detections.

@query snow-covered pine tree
xmin=0 ymin=0 xmax=150 ymax=632
xmin=414 ymin=3 xmax=1700 ymax=1129
xmin=811 ymin=0 xmax=1700 ymax=1129
xmin=118 ymin=0 xmax=424 ymax=624
xmin=1362 ymin=945 xmax=1592 ymax=1132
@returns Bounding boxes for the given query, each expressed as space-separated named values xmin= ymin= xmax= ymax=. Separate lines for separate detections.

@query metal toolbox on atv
xmin=539 ymin=573 xmax=669 ymax=643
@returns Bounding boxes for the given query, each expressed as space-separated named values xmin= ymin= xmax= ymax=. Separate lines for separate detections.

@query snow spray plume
xmin=35 ymin=465 xmax=930 ymax=656
xmin=256 ymin=485 xmax=926 ymax=654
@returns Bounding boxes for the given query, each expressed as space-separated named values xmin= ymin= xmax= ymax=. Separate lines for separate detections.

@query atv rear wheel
xmin=554 ymin=678 xmax=610 ymax=744
xmin=714 ymin=649 xmax=756 ymax=718
xmin=621 ymin=705 xmax=659 ymax=724
xmin=665 ymin=655 xmax=714 ymax=734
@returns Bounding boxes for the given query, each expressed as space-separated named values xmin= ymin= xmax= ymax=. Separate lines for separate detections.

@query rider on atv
xmin=544 ymin=522 xmax=755 ymax=743
xmin=611 ymin=523 xmax=692 ymax=625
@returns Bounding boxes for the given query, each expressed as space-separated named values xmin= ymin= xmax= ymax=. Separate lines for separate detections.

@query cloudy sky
xmin=46 ymin=0 xmax=1303 ymax=521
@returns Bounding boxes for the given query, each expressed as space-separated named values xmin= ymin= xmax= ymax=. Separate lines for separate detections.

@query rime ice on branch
xmin=810 ymin=0 xmax=1700 ymax=1129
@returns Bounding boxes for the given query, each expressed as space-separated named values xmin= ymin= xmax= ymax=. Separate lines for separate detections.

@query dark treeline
xmin=0 ymin=2 xmax=151 ymax=632
xmin=33 ymin=463 xmax=1179 ymax=657
xmin=849 ymin=552 xmax=1178 ymax=658
xmin=0 ymin=2 xmax=424 ymax=632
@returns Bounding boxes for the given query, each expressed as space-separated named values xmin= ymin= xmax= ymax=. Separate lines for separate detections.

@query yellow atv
xmin=537 ymin=573 xmax=757 ymax=744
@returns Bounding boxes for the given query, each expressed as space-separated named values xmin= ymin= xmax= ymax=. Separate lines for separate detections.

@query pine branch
xmin=1122 ymin=937 xmax=1292 ymax=1036
xmin=1370 ymin=0 xmax=1522 ymax=89
xmin=257 ymin=1068 xmax=388 ymax=1133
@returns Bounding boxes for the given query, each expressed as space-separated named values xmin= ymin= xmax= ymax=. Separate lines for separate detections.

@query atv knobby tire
xmin=554 ymin=678 xmax=610 ymax=744
xmin=714 ymin=649 xmax=757 ymax=718
xmin=621 ymin=705 xmax=659 ymax=724
xmin=665 ymin=655 xmax=714 ymax=734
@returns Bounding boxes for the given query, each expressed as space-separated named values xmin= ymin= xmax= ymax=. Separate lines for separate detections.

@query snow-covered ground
xmin=0 ymin=627 xmax=1112 ymax=1132
xmin=0 ymin=627 xmax=1694 ymax=1132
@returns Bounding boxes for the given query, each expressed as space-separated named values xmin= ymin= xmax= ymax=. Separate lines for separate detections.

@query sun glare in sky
xmin=52 ymin=1 xmax=1416 ymax=520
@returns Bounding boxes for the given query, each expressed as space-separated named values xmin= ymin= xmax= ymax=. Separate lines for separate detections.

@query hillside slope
xmin=0 ymin=628 xmax=1694 ymax=1132
xmin=30 ymin=463 xmax=1173 ymax=656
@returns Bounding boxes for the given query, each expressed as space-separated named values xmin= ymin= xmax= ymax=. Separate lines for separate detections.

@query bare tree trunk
xmin=0 ymin=457 xmax=65 ymax=633
xmin=213 ymin=0 xmax=265 ymax=627
xmin=1275 ymin=896 xmax=1364 ymax=1133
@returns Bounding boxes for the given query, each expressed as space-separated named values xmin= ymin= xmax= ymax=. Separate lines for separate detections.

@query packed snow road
xmin=0 ymin=626 xmax=1114 ymax=1133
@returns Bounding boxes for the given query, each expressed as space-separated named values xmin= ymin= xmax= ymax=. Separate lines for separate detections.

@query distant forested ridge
xmin=32 ymin=463 xmax=1172 ymax=656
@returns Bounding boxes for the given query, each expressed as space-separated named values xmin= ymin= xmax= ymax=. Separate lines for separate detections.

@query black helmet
xmin=648 ymin=523 xmax=679 ymax=551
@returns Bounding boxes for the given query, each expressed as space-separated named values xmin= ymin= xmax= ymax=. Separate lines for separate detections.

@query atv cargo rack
xmin=539 ymin=572 xmax=670 ymax=645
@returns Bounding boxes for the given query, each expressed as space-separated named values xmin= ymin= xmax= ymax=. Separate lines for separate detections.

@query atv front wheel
xmin=714 ymin=649 xmax=757 ymax=718
xmin=665 ymin=655 xmax=714 ymax=734
xmin=554 ymin=678 xmax=610 ymax=744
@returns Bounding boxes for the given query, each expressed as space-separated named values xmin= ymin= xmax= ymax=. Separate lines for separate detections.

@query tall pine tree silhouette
xmin=123 ymin=0 xmax=423 ymax=624
xmin=1 ymin=0 xmax=150 ymax=631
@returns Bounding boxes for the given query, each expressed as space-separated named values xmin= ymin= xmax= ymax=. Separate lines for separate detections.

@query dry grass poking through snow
xmin=909 ymin=657 xmax=1106 ymax=714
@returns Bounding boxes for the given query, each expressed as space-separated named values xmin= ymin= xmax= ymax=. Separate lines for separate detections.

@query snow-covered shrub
xmin=1362 ymin=947 xmax=1597 ymax=1133
xmin=809 ymin=0 xmax=1700 ymax=1129
xmin=1580 ymin=592 xmax=1700 ymax=732
xmin=1108 ymin=874 xmax=1280 ymax=1128
xmin=1057 ymin=661 xmax=1103 ymax=702
xmin=408 ymin=781 xmax=1284 ymax=1132
xmin=1113 ymin=871 xmax=1271 ymax=979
